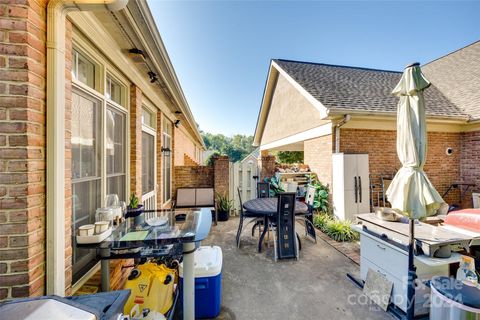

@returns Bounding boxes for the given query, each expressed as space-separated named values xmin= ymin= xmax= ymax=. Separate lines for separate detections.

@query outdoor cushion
xmin=196 ymin=188 xmax=214 ymax=206
xmin=176 ymin=188 xmax=196 ymax=207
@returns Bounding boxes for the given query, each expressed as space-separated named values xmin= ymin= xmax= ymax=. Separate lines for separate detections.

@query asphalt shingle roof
xmin=273 ymin=59 xmax=466 ymax=119
xmin=423 ymin=41 xmax=480 ymax=120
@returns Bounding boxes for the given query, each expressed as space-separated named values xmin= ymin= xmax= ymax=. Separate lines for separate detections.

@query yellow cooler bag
xmin=123 ymin=262 xmax=176 ymax=315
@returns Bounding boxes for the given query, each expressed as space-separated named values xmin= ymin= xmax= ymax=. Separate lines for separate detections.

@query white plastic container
xmin=179 ymin=246 xmax=222 ymax=319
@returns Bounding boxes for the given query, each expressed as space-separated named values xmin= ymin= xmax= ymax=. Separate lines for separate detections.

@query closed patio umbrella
xmin=386 ymin=62 xmax=445 ymax=319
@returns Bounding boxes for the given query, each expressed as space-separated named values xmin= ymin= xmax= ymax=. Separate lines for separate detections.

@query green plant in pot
xmin=126 ymin=193 xmax=144 ymax=218
xmin=216 ymin=192 xmax=232 ymax=221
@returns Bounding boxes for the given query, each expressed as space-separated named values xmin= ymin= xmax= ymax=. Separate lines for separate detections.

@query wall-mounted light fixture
xmin=128 ymin=48 xmax=146 ymax=63
xmin=161 ymin=147 xmax=171 ymax=156
xmin=147 ymin=71 xmax=158 ymax=83
xmin=174 ymin=120 xmax=180 ymax=127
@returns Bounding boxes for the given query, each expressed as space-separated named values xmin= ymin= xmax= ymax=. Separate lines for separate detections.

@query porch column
xmin=130 ymin=85 xmax=142 ymax=196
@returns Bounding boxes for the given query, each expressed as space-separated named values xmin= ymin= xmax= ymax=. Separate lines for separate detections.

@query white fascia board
xmin=271 ymin=60 xmax=329 ymax=119
xmin=253 ymin=63 xmax=279 ymax=146
xmin=260 ymin=123 xmax=332 ymax=151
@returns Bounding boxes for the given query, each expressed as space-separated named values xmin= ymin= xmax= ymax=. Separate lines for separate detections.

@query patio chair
xmin=272 ymin=192 xmax=299 ymax=261
xmin=257 ymin=182 xmax=270 ymax=198
xmin=297 ymin=186 xmax=317 ymax=243
xmin=236 ymin=187 xmax=264 ymax=248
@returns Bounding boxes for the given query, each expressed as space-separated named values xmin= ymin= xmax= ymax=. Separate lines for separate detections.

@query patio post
xmin=183 ymin=242 xmax=196 ymax=320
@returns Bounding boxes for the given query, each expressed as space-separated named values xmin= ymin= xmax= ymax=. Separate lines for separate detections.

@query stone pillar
xmin=0 ymin=1 xmax=48 ymax=300
xmin=129 ymin=86 xmax=142 ymax=197
xmin=260 ymin=155 xmax=276 ymax=181
xmin=214 ymin=156 xmax=230 ymax=197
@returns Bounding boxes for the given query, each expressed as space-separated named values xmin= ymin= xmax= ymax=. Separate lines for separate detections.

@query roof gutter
xmin=334 ymin=114 xmax=351 ymax=153
xmin=46 ymin=0 xmax=128 ymax=296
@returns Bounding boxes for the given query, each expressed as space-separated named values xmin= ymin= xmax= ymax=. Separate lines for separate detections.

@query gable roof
xmin=273 ymin=59 xmax=467 ymax=119
xmin=422 ymin=41 xmax=480 ymax=120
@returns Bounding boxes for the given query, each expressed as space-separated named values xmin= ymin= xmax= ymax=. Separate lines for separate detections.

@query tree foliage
xmin=201 ymin=131 xmax=256 ymax=162
xmin=275 ymin=151 xmax=304 ymax=164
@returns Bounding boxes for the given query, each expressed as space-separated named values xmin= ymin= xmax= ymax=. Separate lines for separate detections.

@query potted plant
xmin=215 ymin=192 xmax=232 ymax=221
xmin=126 ymin=193 xmax=144 ymax=218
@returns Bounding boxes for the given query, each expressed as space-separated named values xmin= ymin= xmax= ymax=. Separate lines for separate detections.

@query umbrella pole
xmin=406 ymin=218 xmax=416 ymax=320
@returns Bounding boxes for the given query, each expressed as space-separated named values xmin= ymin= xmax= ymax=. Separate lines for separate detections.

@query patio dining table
xmin=243 ymin=197 xmax=308 ymax=252
xmin=76 ymin=208 xmax=212 ymax=320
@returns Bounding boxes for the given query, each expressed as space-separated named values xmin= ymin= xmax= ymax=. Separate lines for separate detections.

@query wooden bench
xmin=174 ymin=187 xmax=217 ymax=225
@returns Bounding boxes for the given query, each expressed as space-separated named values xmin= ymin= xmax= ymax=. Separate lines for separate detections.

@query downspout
xmin=334 ymin=114 xmax=351 ymax=153
xmin=46 ymin=0 xmax=128 ymax=296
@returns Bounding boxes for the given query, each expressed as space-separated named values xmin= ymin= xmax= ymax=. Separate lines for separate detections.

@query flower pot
xmin=125 ymin=204 xmax=144 ymax=219
xmin=217 ymin=210 xmax=229 ymax=222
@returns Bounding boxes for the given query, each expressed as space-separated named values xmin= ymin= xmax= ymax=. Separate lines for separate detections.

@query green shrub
xmin=313 ymin=213 xmax=359 ymax=242
xmin=263 ymin=176 xmax=284 ymax=197
xmin=306 ymin=175 xmax=330 ymax=214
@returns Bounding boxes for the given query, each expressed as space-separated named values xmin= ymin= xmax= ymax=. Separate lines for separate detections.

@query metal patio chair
xmin=272 ymin=192 xmax=299 ymax=261
xmin=257 ymin=182 xmax=270 ymax=198
xmin=236 ymin=187 xmax=265 ymax=248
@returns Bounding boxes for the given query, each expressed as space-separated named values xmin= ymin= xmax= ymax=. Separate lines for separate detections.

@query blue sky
xmin=148 ymin=1 xmax=480 ymax=136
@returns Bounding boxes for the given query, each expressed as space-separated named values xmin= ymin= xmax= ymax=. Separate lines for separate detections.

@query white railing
xmin=142 ymin=190 xmax=157 ymax=220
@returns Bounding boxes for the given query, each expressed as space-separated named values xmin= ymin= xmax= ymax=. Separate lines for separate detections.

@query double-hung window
xmin=71 ymin=48 xmax=127 ymax=283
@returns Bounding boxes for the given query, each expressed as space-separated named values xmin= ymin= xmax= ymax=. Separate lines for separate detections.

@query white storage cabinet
xmin=332 ymin=153 xmax=370 ymax=221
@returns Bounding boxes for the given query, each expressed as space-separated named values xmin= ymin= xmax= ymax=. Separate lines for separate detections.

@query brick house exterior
xmin=254 ymin=41 xmax=480 ymax=214
xmin=0 ymin=0 xmax=205 ymax=300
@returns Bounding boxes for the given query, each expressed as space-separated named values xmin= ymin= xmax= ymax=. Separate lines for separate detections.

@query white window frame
xmin=141 ymin=107 xmax=157 ymax=209
xmin=70 ymin=42 xmax=129 ymax=286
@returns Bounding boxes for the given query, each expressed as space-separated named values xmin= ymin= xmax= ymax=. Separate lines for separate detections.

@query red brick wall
xmin=304 ymin=135 xmax=334 ymax=187
xmin=214 ymin=155 xmax=229 ymax=197
xmin=64 ymin=19 xmax=73 ymax=295
xmin=460 ymin=130 xmax=480 ymax=208
xmin=339 ymin=129 xmax=462 ymax=205
xmin=129 ymin=86 xmax=142 ymax=197
xmin=173 ymin=166 xmax=214 ymax=196
xmin=0 ymin=0 xmax=47 ymax=300
xmin=259 ymin=155 xmax=276 ymax=181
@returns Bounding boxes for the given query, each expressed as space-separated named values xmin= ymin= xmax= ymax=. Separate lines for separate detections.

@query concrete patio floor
xmin=201 ymin=217 xmax=392 ymax=320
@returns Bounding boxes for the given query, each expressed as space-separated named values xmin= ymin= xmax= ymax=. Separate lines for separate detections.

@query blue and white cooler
xmin=179 ymin=245 xmax=223 ymax=319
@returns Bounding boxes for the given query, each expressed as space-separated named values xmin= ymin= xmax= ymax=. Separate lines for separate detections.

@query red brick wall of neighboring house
xmin=339 ymin=129 xmax=462 ymax=206
xmin=303 ymin=135 xmax=334 ymax=187
xmin=460 ymin=130 xmax=480 ymax=208
xmin=0 ymin=0 xmax=48 ymax=300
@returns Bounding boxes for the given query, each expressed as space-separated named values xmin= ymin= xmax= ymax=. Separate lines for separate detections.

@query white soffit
xmin=260 ymin=123 xmax=332 ymax=151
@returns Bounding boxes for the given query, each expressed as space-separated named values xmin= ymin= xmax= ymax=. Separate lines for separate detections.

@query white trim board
xmin=260 ymin=123 xmax=332 ymax=151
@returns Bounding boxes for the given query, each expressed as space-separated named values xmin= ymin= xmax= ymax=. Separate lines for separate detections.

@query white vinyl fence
xmin=229 ymin=156 xmax=260 ymax=215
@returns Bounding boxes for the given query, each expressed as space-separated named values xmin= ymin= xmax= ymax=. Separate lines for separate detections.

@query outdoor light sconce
xmin=174 ymin=120 xmax=181 ymax=127
xmin=161 ymin=147 xmax=171 ymax=156
xmin=148 ymin=71 xmax=158 ymax=83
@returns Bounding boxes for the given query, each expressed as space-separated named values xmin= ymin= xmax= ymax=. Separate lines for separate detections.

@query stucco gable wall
xmin=261 ymin=74 xmax=326 ymax=145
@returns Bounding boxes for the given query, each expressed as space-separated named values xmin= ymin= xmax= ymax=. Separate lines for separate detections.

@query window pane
xmin=106 ymin=108 xmax=125 ymax=175
xmin=74 ymin=50 xmax=95 ymax=88
xmin=107 ymin=175 xmax=126 ymax=202
xmin=72 ymin=93 xmax=99 ymax=179
xmin=106 ymin=76 xmax=122 ymax=105
xmin=142 ymin=132 xmax=155 ymax=195
xmin=72 ymin=179 xmax=100 ymax=277
xmin=142 ymin=109 xmax=153 ymax=128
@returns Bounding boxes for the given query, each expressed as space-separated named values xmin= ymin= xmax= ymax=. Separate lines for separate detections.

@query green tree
xmin=200 ymin=131 xmax=255 ymax=162
xmin=276 ymin=151 xmax=304 ymax=164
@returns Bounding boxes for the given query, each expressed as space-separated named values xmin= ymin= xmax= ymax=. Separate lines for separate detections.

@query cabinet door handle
xmin=358 ymin=176 xmax=362 ymax=203
xmin=354 ymin=177 xmax=358 ymax=203
xmin=377 ymin=244 xmax=386 ymax=250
